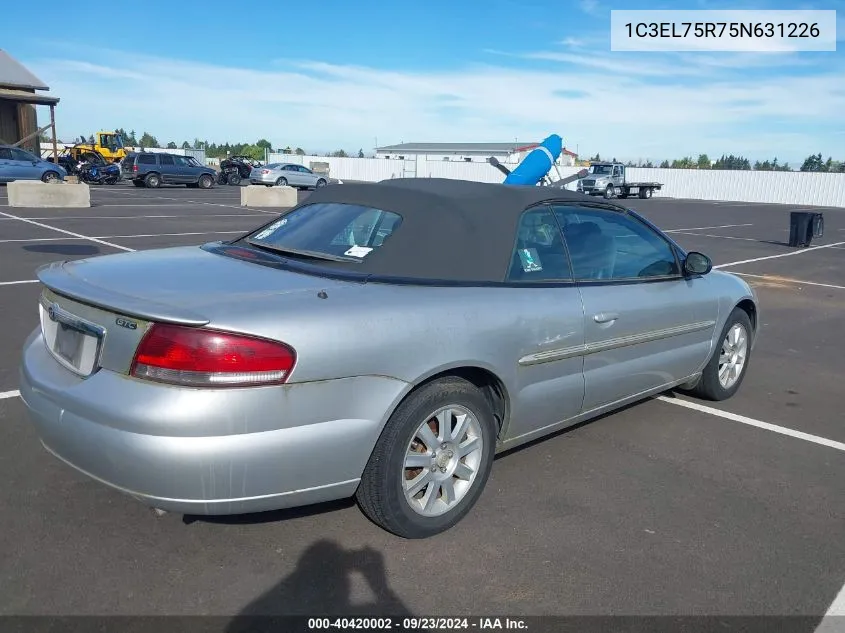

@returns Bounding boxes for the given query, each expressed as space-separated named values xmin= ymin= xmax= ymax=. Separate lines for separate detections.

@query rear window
xmin=122 ymin=155 xmax=135 ymax=168
xmin=246 ymin=203 xmax=402 ymax=260
xmin=138 ymin=154 xmax=156 ymax=165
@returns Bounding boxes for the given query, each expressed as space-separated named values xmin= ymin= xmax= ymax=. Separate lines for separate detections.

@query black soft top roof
xmin=275 ymin=178 xmax=627 ymax=283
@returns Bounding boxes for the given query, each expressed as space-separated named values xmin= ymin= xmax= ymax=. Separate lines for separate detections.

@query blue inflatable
xmin=503 ymin=134 xmax=563 ymax=186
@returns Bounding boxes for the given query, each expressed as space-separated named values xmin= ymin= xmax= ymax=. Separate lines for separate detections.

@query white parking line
xmin=102 ymin=189 xmax=278 ymax=214
xmin=656 ymin=396 xmax=845 ymax=452
xmin=0 ymin=211 xmax=136 ymax=253
xmin=733 ymin=273 xmax=845 ymax=291
xmin=0 ymin=213 xmax=267 ymax=221
xmin=664 ymin=223 xmax=753 ymax=233
xmin=815 ymin=584 xmax=845 ymax=632
xmin=671 ymin=231 xmax=760 ymax=242
xmin=714 ymin=241 xmax=845 ymax=269
xmin=0 ymin=390 xmax=21 ymax=400
xmin=0 ymin=279 xmax=38 ymax=286
xmin=0 ymin=230 xmax=249 ymax=244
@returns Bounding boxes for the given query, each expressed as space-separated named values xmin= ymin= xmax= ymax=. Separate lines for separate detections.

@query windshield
xmin=589 ymin=165 xmax=613 ymax=175
xmin=244 ymin=202 xmax=403 ymax=261
xmin=185 ymin=156 xmax=201 ymax=167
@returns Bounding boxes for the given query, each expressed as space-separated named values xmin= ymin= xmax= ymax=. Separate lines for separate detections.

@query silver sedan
xmin=19 ymin=178 xmax=758 ymax=539
xmin=249 ymin=162 xmax=329 ymax=189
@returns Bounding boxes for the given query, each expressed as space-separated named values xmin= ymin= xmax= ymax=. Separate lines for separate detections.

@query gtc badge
xmin=115 ymin=317 xmax=138 ymax=330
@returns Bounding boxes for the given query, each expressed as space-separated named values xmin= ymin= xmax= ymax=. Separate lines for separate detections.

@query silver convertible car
xmin=19 ymin=178 xmax=758 ymax=539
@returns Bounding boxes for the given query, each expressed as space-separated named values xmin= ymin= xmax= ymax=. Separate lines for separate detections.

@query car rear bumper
xmin=249 ymin=174 xmax=277 ymax=185
xmin=19 ymin=329 xmax=410 ymax=515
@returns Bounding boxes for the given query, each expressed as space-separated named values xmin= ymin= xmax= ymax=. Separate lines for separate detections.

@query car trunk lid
xmin=35 ymin=244 xmax=351 ymax=376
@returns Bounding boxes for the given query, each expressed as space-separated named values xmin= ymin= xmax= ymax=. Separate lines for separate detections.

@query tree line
xmin=112 ymin=129 xmax=364 ymax=160
xmin=585 ymin=152 xmax=845 ymax=172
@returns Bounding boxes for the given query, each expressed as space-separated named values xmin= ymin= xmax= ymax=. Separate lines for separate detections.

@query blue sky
xmin=2 ymin=0 xmax=843 ymax=164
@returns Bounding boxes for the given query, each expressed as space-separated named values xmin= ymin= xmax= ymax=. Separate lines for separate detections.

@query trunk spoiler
xmin=36 ymin=261 xmax=211 ymax=327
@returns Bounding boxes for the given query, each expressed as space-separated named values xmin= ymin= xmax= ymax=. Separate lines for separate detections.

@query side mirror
xmin=684 ymin=251 xmax=712 ymax=276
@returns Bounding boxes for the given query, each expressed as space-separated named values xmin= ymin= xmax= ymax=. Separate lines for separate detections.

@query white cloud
xmin=25 ymin=46 xmax=845 ymax=164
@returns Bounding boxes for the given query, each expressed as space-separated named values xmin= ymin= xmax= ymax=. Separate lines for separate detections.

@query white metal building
xmin=374 ymin=142 xmax=578 ymax=166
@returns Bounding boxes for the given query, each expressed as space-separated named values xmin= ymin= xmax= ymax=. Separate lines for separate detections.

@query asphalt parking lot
xmin=1 ymin=182 xmax=843 ymax=629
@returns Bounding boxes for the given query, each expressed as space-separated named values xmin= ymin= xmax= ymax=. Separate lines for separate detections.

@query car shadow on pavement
xmin=182 ymin=498 xmax=357 ymax=526
xmin=224 ymin=539 xmax=415 ymax=633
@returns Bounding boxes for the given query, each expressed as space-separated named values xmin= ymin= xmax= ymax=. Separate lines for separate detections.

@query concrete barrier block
xmin=241 ymin=184 xmax=297 ymax=208
xmin=8 ymin=180 xmax=91 ymax=208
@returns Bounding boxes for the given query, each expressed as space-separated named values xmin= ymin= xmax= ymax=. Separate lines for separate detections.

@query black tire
xmin=639 ymin=187 xmax=652 ymax=199
xmin=275 ymin=177 xmax=287 ymax=187
xmin=132 ymin=180 xmax=145 ymax=187
xmin=315 ymin=178 xmax=327 ymax=188
xmin=685 ymin=308 xmax=753 ymax=401
xmin=356 ymin=376 xmax=497 ymax=539
xmin=227 ymin=173 xmax=241 ymax=186
xmin=604 ymin=184 xmax=614 ymax=199
xmin=144 ymin=173 xmax=161 ymax=188
xmin=198 ymin=174 xmax=214 ymax=189
xmin=41 ymin=171 xmax=60 ymax=183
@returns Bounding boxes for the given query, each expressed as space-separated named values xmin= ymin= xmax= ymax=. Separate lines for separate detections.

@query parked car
xmin=19 ymin=178 xmax=758 ymax=539
xmin=0 ymin=145 xmax=66 ymax=183
xmin=122 ymin=151 xmax=217 ymax=188
xmin=249 ymin=162 xmax=329 ymax=189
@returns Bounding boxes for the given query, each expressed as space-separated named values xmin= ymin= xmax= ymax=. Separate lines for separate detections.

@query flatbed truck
xmin=577 ymin=161 xmax=663 ymax=199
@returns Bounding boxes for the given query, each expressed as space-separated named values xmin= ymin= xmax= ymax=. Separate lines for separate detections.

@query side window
xmin=159 ymin=154 xmax=175 ymax=166
xmin=507 ymin=206 xmax=572 ymax=282
xmin=552 ymin=205 xmax=680 ymax=281
xmin=138 ymin=154 xmax=156 ymax=165
xmin=0 ymin=148 xmax=13 ymax=159
xmin=299 ymin=166 xmax=312 ymax=173
xmin=11 ymin=148 xmax=36 ymax=161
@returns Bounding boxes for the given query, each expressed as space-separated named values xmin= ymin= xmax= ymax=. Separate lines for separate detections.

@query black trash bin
xmin=789 ymin=211 xmax=823 ymax=247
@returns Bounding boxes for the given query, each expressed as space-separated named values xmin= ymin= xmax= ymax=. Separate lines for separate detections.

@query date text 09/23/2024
xmin=307 ymin=617 xmax=528 ymax=630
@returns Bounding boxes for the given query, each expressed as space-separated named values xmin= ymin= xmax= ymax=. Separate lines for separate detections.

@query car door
xmin=551 ymin=203 xmax=717 ymax=413
xmin=8 ymin=148 xmax=42 ymax=180
xmin=499 ymin=205 xmax=587 ymax=444
xmin=280 ymin=164 xmax=303 ymax=186
xmin=297 ymin=165 xmax=318 ymax=187
xmin=157 ymin=154 xmax=179 ymax=183
xmin=0 ymin=147 xmax=12 ymax=182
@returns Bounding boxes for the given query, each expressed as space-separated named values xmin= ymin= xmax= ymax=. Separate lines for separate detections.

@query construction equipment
xmin=71 ymin=131 xmax=128 ymax=163
xmin=489 ymin=134 xmax=587 ymax=188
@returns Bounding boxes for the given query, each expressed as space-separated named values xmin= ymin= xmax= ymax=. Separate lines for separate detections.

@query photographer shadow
xmin=226 ymin=540 xmax=415 ymax=633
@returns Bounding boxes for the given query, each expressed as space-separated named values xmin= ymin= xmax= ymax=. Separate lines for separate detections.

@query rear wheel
xmin=198 ymin=174 xmax=214 ymax=189
xmin=639 ymin=187 xmax=652 ymax=199
xmin=41 ymin=171 xmax=60 ymax=183
xmin=356 ymin=377 xmax=496 ymax=539
xmin=275 ymin=177 xmax=287 ymax=187
xmin=315 ymin=178 xmax=327 ymax=188
xmin=685 ymin=308 xmax=753 ymax=401
xmin=144 ymin=173 xmax=161 ymax=188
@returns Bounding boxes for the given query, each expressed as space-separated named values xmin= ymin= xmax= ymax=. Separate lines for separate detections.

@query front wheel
xmin=356 ymin=377 xmax=497 ymax=539
xmin=227 ymin=173 xmax=241 ymax=186
xmin=604 ymin=184 xmax=615 ymax=198
xmin=198 ymin=174 xmax=214 ymax=189
xmin=685 ymin=308 xmax=753 ymax=401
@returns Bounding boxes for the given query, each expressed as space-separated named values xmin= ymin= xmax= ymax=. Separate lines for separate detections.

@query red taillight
xmin=261 ymin=169 xmax=271 ymax=174
xmin=133 ymin=164 xmax=138 ymax=172
xmin=130 ymin=323 xmax=296 ymax=387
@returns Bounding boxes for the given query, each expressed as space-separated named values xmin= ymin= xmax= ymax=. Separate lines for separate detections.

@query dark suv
xmin=122 ymin=152 xmax=217 ymax=189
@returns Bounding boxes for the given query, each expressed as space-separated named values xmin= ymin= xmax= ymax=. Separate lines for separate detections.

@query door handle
xmin=593 ymin=312 xmax=619 ymax=323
